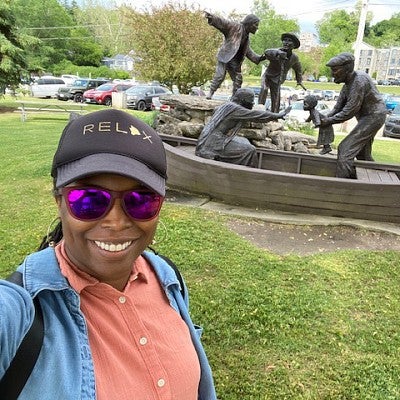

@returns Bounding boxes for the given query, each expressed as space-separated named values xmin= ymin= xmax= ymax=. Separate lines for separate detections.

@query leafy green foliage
xmin=367 ymin=13 xmax=400 ymax=47
xmin=0 ymin=1 xmax=34 ymax=88
xmin=67 ymin=27 xmax=104 ymax=66
xmin=11 ymin=0 xmax=75 ymax=70
xmin=10 ymin=0 xmax=105 ymax=72
xmin=317 ymin=9 xmax=359 ymax=46
xmin=122 ymin=3 xmax=220 ymax=93
xmin=73 ymin=2 xmax=131 ymax=56
xmin=297 ymin=47 xmax=325 ymax=81
xmin=315 ymin=7 xmax=363 ymax=77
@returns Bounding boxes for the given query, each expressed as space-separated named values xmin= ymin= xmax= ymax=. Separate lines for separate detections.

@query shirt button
xmin=157 ymin=378 xmax=165 ymax=388
xmin=139 ymin=337 xmax=148 ymax=345
xmin=119 ymin=296 xmax=126 ymax=304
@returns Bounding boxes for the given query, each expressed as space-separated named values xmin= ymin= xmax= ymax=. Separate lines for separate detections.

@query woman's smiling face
xmin=56 ymin=173 xmax=160 ymax=290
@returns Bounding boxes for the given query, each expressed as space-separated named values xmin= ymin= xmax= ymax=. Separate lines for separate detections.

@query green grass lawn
xmin=1 ymin=104 xmax=400 ymax=398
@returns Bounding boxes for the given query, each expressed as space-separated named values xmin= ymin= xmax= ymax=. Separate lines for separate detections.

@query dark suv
xmin=57 ymin=78 xmax=110 ymax=102
xmin=125 ymin=85 xmax=172 ymax=111
xmin=383 ymin=104 xmax=400 ymax=139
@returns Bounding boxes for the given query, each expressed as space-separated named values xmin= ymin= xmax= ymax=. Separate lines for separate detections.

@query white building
xmin=355 ymin=41 xmax=400 ymax=82
xmin=299 ymin=32 xmax=319 ymax=52
xmin=102 ymin=54 xmax=135 ymax=72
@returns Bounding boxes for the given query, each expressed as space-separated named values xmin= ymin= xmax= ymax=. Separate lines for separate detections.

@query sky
xmin=118 ymin=0 xmax=400 ymax=33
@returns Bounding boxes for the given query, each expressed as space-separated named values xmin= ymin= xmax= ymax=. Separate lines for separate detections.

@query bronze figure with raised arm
xmin=204 ymin=12 xmax=267 ymax=99
xmin=196 ymin=88 xmax=291 ymax=167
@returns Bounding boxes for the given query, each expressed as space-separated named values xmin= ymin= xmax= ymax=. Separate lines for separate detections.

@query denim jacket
xmin=0 ymin=247 xmax=217 ymax=400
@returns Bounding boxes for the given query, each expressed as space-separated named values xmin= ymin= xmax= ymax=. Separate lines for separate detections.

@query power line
xmin=280 ymin=0 xmax=355 ymax=18
xmin=22 ymin=23 xmax=120 ymax=31
xmin=295 ymin=5 xmax=354 ymax=17
xmin=39 ymin=35 xmax=128 ymax=40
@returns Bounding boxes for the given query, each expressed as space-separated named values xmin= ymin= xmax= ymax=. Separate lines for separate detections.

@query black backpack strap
xmin=0 ymin=271 xmax=44 ymax=399
xmin=145 ymin=249 xmax=186 ymax=299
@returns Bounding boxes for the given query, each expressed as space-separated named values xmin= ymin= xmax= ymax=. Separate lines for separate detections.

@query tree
xmin=367 ymin=13 xmax=400 ymax=47
xmin=66 ymin=27 xmax=104 ymax=66
xmin=0 ymin=1 xmax=35 ymax=89
xmin=11 ymin=0 xmax=75 ymax=72
xmin=122 ymin=2 xmax=220 ymax=93
xmin=315 ymin=7 xmax=362 ymax=78
xmin=297 ymin=48 xmax=324 ymax=81
xmin=317 ymin=9 xmax=359 ymax=46
xmin=73 ymin=0 xmax=131 ymax=55
xmin=11 ymin=0 xmax=105 ymax=73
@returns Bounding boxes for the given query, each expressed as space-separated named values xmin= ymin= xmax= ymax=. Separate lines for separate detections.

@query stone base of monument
xmin=154 ymin=94 xmax=317 ymax=154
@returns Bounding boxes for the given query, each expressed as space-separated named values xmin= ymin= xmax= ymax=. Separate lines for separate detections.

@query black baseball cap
xmin=51 ymin=109 xmax=167 ymax=196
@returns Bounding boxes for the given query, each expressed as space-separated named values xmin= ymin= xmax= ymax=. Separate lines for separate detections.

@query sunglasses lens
xmin=67 ymin=189 xmax=111 ymax=220
xmin=123 ymin=191 xmax=162 ymax=220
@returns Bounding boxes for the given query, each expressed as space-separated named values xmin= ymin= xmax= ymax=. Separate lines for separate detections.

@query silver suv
xmin=30 ymin=77 xmax=66 ymax=98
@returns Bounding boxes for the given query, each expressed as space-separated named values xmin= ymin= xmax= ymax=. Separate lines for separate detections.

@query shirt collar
xmin=55 ymin=241 xmax=148 ymax=293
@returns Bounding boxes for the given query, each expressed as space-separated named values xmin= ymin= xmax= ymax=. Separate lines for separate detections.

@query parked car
xmin=383 ymin=104 xmax=400 ymax=139
xmin=151 ymin=96 xmax=172 ymax=112
xmin=389 ymin=79 xmax=400 ymax=86
xmin=383 ymin=95 xmax=400 ymax=111
xmin=83 ymin=82 xmax=133 ymax=106
xmin=125 ymin=85 xmax=172 ymax=111
xmin=57 ymin=78 xmax=110 ymax=102
xmin=61 ymin=74 xmax=79 ymax=85
xmin=286 ymin=100 xmax=331 ymax=123
xmin=190 ymin=86 xmax=206 ymax=96
xmin=311 ymin=89 xmax=324 ymax=100
xmin=246 ymin=86 xmax=261 ymax=97
xmin=322 ymin=90 xmax=339 ymax=101
xmin=30 ymin=76 xmax=66 ymax=98
xmin=280 ymin=85 xmax=300 ymax=101
xmin=318 ymin=76 xmax=328 ymax=82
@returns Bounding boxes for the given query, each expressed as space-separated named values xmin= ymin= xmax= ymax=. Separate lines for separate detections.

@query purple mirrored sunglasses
xmin=55 ymin=187 xmax=163 ymax=222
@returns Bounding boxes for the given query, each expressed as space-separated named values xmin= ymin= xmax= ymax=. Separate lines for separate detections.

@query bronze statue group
xmin=196 ymin=12 xmax=387 ymax=179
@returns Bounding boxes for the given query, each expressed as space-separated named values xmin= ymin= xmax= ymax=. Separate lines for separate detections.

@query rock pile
xmin=153 ymin=94 xmax=317 ymax=153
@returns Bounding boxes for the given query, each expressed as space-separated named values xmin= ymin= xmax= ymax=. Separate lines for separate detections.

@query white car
xmin=30 ymin=76 xmax=66 ymax=98
xmin=280 ymin=85 xmax=304 ymax=101
xmin=286 ymin=100 xmax=331 ymax=123
xmin=61 ymin=74 xmax=79 ymax=85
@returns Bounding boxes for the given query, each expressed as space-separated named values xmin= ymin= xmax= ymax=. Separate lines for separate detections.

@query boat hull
xmin=162 ymin=138 xmax=400 ymax=223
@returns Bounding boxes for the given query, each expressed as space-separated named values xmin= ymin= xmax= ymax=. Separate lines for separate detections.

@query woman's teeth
xmin=94 ymin=241 xmax=132 ymax=252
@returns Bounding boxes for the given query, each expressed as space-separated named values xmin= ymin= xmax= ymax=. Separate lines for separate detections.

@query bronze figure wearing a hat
xmin=281 ymin=32 xmax=300 ymax=49
xmin=321 ymin=52 xmax=387 ymax=178
xmin=204 ymin=12 xmax=266 ymax=99
xmin=258 ymin=32 xmax=305 ymax=111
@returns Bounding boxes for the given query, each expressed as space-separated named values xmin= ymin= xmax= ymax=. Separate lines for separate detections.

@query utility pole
xmin=354 ymin=0 xmax=369 ymax=70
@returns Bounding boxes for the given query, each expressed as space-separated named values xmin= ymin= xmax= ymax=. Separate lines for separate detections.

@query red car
xmin=83 ymin=82 xmax=133 ymax=106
